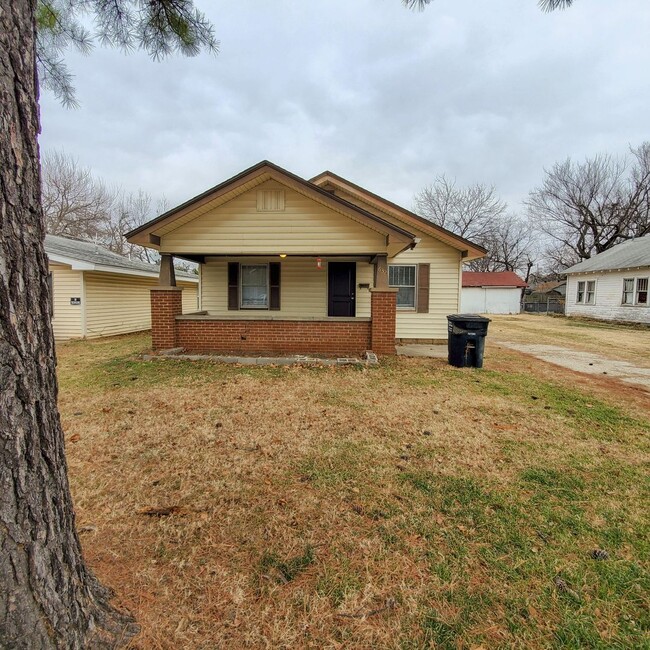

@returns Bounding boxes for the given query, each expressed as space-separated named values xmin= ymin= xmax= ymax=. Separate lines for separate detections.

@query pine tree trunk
xmin=0 ymin=2 xmax=137 ymax=647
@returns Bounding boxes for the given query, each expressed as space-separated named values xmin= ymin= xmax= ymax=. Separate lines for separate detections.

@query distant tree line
xmin=414 ymin=141 xmax=650 ymax=284
xmin=42 ymin=150 xmax=164 ymax=263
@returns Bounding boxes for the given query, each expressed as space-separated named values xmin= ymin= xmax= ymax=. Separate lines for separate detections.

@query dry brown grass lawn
xmin=489 ymin=314 xmax=650 ymax=367
xmin=56 ymin=332 xmax=649 ymax=649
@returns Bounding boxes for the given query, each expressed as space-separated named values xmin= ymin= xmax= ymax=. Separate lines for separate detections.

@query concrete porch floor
xmin=396 ymin=344 xmax=448 ymax=359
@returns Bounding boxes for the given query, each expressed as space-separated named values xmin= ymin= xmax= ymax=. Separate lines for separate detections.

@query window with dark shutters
xmin=269 ymin=262 xmax=281 ymax=310
xmin=228 ymin=261 xmax=281 ymax=310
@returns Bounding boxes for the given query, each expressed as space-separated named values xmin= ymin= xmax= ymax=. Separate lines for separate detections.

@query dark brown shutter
xmin=269 ymin=262 xmax=281 ymax=310
xmin=417 ymin=263 xmax=430 ymax=313
xmin=228 ymin=262 xmax=239 ymax=310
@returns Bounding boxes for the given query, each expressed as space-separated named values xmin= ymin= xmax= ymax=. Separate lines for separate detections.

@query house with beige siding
xmin=125 ymin=161 xmax=485 ymax=355
xmin=564 ymin=235 xmax=649 ymax=324
xmin=46 ymin=234 xmax=198 ymax=340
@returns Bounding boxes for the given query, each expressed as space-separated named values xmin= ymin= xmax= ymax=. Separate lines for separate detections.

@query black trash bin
xmin=447 ymin=314 xmax=491 ymax=368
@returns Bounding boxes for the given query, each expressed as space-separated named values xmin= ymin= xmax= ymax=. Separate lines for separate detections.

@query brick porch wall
xmin=176 ymin=319 xmax=371 ymax=356
xmin=150 ymin=287 xmax=183 ymax=350
xmin=370 ymin=289 xmax=397 ymax=355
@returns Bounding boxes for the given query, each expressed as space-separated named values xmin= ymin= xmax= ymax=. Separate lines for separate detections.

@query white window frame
xmin=576 ymin=279 xmax=596 ymax=304
xmin=622 ymin=278 xmax=635 ymax=305
xmin=240 ymin=263 xmax=269 ymax=309
xmin=389 ymin=264 xmax=417 ymax=310
xmin=635 ymin=277 xmax=648 ymax=306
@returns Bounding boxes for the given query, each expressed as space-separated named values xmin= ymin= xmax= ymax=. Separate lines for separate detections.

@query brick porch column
xmin=370 ymin=288 xmax=397 ymax=355
xmin=150 ymin=287 xmax=183 ymax=350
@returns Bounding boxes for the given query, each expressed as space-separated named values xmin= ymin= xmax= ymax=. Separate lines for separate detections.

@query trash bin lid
xmin=447 ymin=314 xmax=491 ymax=323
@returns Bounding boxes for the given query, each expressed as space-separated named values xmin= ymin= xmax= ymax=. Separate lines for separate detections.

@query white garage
xmin=461 ymin=271 xmax=526 ymax=314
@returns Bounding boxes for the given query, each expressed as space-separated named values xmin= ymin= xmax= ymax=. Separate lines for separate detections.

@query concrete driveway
xmin=396 ymin=344 xmax=447 ymax=359
xmin=497 ymin=341 xmax=650 ymax=389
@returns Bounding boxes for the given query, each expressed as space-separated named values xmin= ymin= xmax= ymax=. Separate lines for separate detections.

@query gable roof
xmin=45 ymin=234 xmax=198 ymax=281
xmin=563 ymin=235 xmax=650 ymax=275
xmin=462 ymin=271 xmax=527 ymax=288
xmin=310 ymin=170 xmax=487 ymax=260
xmin=125 ymin=161 xmax=417 ymax=254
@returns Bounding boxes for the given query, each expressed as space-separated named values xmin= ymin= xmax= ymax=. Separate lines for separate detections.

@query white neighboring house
xmin=460 ymin=271 xmax=527 ymax=314
xmin=46 ymin=234 xmax=199 ymax=340
xmin=564 ymin=234 xmax=650 ymax=324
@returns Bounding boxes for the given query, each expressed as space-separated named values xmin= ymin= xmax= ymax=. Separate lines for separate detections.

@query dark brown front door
xmin=328 ymin=262 xmax=356 ymax=317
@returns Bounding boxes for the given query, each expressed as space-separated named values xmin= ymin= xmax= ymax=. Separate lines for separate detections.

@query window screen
xmin=389 ymin=265 xmax=416 ymax=309
xmin=241 ymin=265 xmax=268 ymax=308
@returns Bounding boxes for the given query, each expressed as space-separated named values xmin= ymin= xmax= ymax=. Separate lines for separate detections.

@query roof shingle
xmin=45 ymin=234 xmax=197 ymax=280
xmin=462 ymin=271 xmax=527 ymax=288
xmin=563 ymin=235 xmax=650 ymax=274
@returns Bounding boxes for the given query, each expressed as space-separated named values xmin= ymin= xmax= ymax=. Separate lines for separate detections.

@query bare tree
xmin=105 ymin=190 xmax=156 ymax=262
xmin=42 ymin=150 xmax=116 ymax=240
xmin=414 ymin=176 xmax=534 ymax=275
xmin=527 ymin=143 xmax=650 ymax=268
xmin=43 ymin=150 xmax=157 ymax=262
xmin=470 ymin=214 xmax=534 ymax=275
xmin=414 ymin=175 xmax=507 ymax=242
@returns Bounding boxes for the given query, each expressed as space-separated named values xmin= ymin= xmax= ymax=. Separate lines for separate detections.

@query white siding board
xmin=566 ymin=269 xmax=650 ymax=324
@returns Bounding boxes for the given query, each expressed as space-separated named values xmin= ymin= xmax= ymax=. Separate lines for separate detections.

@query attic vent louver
xmin=257 ymin=189 xmax=285 ymax=212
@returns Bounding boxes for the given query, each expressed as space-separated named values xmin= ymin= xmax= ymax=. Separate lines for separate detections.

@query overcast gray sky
xmin=40 ymin=0 xmax=650 ymax=215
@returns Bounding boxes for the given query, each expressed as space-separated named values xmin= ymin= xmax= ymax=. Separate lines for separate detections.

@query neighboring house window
xmin=389 ymin=265 xmax=416 ymax=309
xmin=622 ymin=277 xmax=649 ymax=306
xmin=240 ymin=264 xmax=268 ymax=308
xmin=576 ymin=280 xmax=595 ymax=304
xmin=622 ymin=279 xmax=635 ymax=305
xmin=636 ymin=278 xmax=648 ymax=305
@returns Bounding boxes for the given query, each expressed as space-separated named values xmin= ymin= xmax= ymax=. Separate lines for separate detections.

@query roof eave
xmin=311 ymin=170 xmax=487 ymax=258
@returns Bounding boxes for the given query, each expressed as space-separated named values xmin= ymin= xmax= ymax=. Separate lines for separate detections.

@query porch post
xmin=151 ymin=254 xmax=182 ymax=350
xmin=373 ymin=254 xmax=389 ymax=290
xmin=370 ymin=288 xmax=397 ymax=355
xmin=158 ymin=253 xmax=177 ymax=286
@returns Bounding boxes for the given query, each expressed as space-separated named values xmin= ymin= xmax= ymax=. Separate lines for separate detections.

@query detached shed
xmin=46 ymin=234 xmax=199 ymax=340
xmin=460 ymin=271 xmax=527 ymax=314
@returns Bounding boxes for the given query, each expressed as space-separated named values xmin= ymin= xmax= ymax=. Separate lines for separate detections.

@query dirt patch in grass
xmin=55 ymin=333 xmax=650 ymax=649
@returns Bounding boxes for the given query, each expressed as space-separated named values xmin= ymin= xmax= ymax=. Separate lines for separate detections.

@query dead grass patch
xmin=55 ymin=333 xmax=650 ymax=649
xmin=489 ymin=314 xmax=650 ymax=368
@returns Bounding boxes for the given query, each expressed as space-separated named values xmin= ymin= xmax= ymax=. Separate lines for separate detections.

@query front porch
xmin=176 ymin=313 xmax=371 ymax=356
xmin=150 ymin=254 xmax=398 ymax=356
